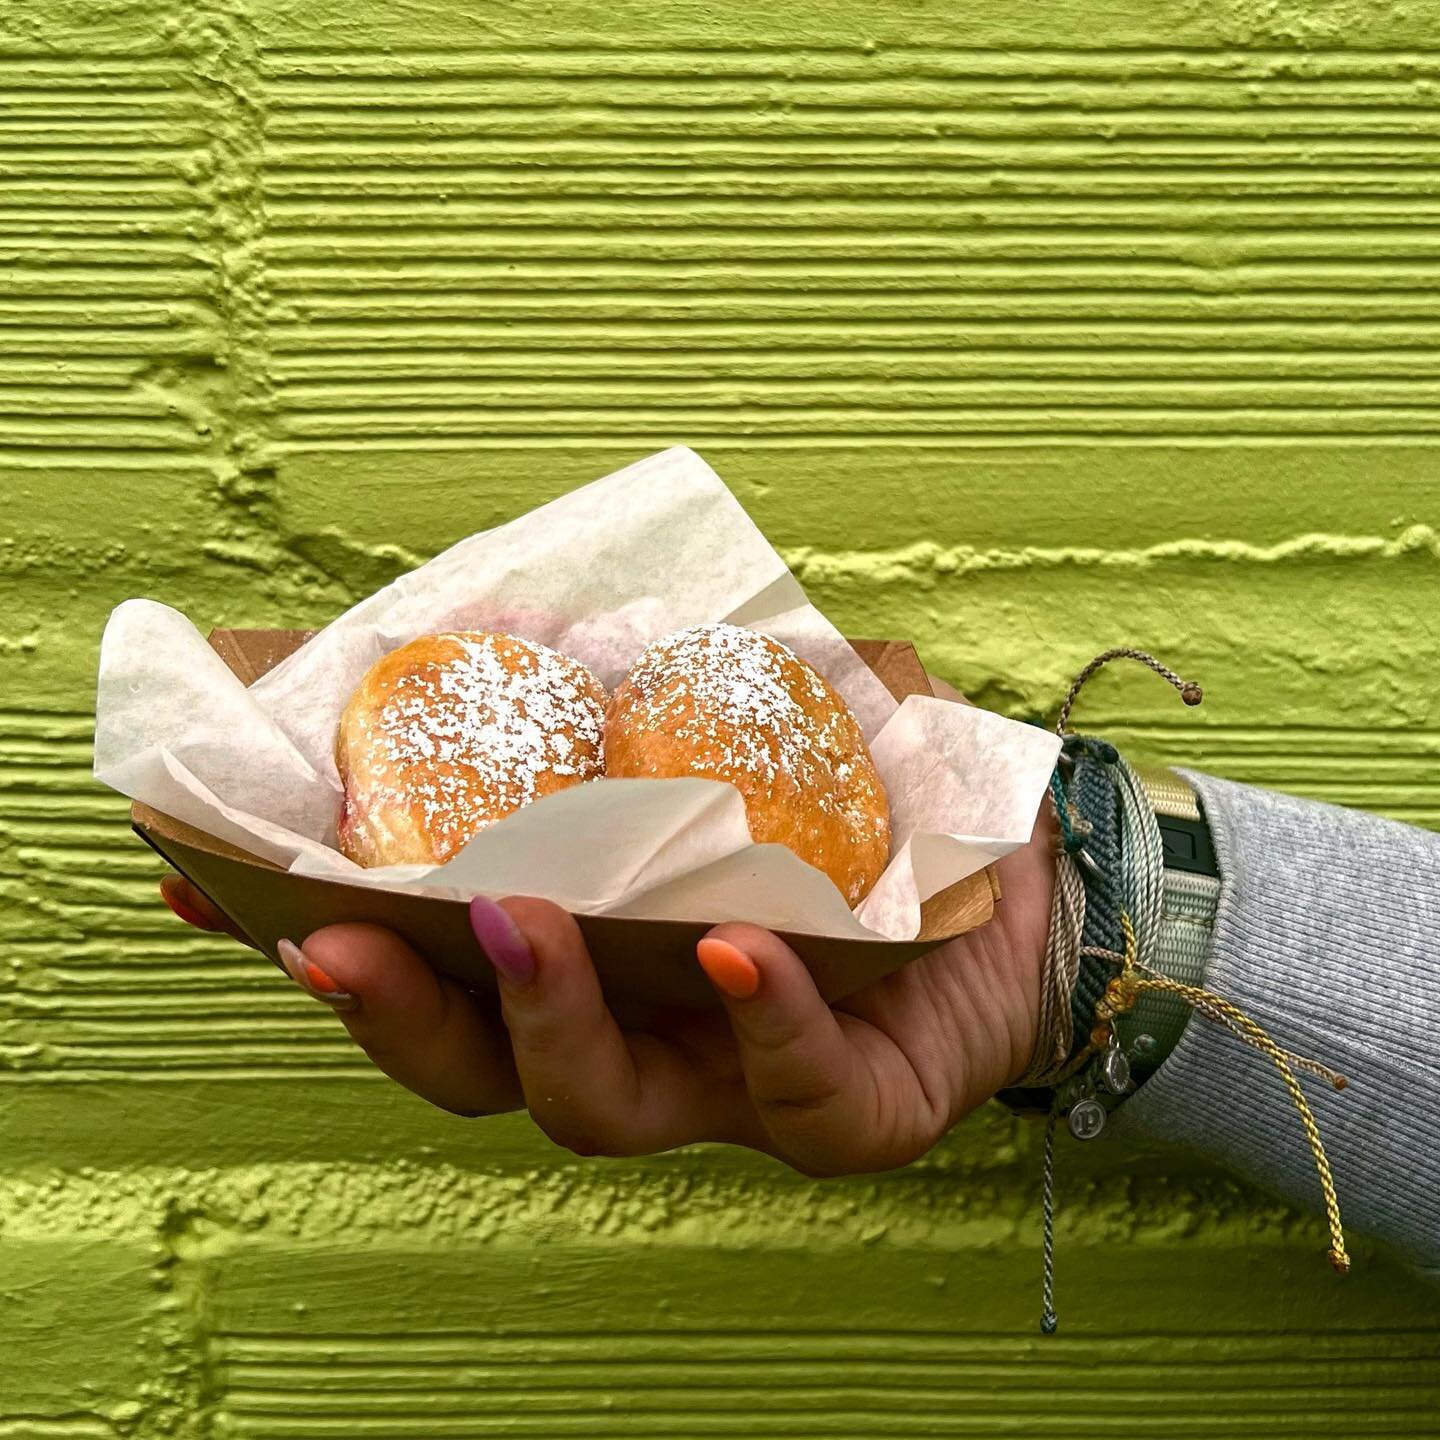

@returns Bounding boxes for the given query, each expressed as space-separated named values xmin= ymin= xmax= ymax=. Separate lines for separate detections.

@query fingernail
xmin=469 ymin=897 xmax=535 ymax=986
xmin=160 ymin=879 xmax=217 ymax=932
xmin=696 ymin=937 xmax=760 ymax=1000
xmin=277 ymin=938 xmax=358 ymax=1011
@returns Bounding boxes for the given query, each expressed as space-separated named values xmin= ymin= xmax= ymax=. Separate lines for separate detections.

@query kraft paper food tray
xmin=132 ymin=629 xmax=1002 ymax=1010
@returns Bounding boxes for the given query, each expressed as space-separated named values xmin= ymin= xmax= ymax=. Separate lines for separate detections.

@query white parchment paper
xmin=94 ymin=447 xmax=1059 ymax=940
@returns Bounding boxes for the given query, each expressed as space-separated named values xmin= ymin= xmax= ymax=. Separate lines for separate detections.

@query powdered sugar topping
xmin=345 ymin=631 xmax=605 ymax=861
xmin=616 ymin=623 xmax=875 ymax=825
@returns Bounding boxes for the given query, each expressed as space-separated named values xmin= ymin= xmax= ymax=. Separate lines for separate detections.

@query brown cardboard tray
xmin=132 ymin=630 xmax=1000 ymax=1009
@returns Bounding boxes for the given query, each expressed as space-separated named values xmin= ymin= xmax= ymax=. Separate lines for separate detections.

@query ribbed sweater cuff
xmin=1116 ymin=769 xmax=1440 ymax=1272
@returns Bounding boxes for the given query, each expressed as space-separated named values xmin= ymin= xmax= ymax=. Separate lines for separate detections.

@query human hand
xmin=159 ymin=807 xmax=1052 ymax=1175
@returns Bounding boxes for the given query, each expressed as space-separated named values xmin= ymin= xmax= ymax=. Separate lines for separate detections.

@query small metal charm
xmin=1101 ymin=1044 xmax=1132 ymax=1095
xmin=1068 ymin=1096 xmax=1107 ymax=1140
xmin=1074 ymin=846 xmax=1105 ymax=884
xmin=1128 ymin=1033 xmax=1156 ymax=1060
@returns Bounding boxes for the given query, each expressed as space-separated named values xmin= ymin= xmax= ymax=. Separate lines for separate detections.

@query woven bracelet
xmin=1004 ymin=648 xmax=1350 ymax=1335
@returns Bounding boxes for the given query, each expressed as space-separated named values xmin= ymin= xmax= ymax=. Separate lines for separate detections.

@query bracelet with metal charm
xmin=1057 ymin=756 xmax=1217 ymax=1143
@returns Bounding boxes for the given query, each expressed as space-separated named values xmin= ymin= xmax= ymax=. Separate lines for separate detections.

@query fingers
xmin=283 ymin=923 xmax=523 ymax=1118
xmin=696 ymin=922 xmax=870 ymax=1174
xmin=159 ymin=874 xmax=254 ymax=948
xmin=475 ymin=896 xmax=733 ymax=1156
xmin=476 ymin=897 xmax=637 ymax=1152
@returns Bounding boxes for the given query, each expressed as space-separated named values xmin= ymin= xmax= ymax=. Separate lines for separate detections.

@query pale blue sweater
xmin=1120 ymin=771 xmax=1440 ymax=1276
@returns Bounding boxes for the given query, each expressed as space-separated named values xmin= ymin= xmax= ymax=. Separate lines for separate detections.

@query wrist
xmin=1000 ymin=754 xmax=1220 ymax=1124
xmin=986 ymin=802 xmax=1056 ymax=1093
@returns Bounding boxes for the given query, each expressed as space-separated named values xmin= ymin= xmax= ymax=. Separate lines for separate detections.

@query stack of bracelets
xmin=997 ymin=649 xmax=1349 ymax=1333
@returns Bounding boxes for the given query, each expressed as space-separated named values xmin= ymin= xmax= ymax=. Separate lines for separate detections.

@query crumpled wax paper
xmin=95 ymin=446 xmax=1059 ymax=940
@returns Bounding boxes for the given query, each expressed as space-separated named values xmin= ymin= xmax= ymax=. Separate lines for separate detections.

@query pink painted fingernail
xmin=277 ymin=938 xmax=358 ymax=1011
xmin=469 ymin=897 xmax=535 ymax=986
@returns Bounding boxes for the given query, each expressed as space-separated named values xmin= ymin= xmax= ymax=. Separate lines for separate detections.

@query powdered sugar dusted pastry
xmin=604 ymin=623 xmax=891 ymax=904
xmin=336 ymin=632 xmax=606 ymax=867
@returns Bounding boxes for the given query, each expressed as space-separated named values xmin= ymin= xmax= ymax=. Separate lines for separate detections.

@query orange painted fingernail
xmin=304 ymin=962 xmax=342 ymax=994
xmin=277 ymin=938 xmax=357 ymax=1011
xmin=160 ymin=878 xmax=218 ymax=932
xmin=696 ymin=937 xmax=760 ymax=1000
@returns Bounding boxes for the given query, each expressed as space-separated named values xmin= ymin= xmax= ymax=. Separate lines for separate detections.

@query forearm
xmin=1118 ymin=770 xmax=1440 ymax=1275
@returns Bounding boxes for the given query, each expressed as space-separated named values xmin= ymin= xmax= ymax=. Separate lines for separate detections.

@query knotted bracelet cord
xmin=1032 ymin=648 xmax=1350 ymax=1333
xmin=1090 ymin=914 xmax=1350 ymax=1274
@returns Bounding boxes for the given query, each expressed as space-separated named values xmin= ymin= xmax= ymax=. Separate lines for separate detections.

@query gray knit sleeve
xmin=1116 ymin=769 xmax=1440 ymax=1275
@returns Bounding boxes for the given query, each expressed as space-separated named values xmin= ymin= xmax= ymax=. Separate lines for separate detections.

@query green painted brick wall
xmin=4 ymin=0 xmax=1440 ymax=1432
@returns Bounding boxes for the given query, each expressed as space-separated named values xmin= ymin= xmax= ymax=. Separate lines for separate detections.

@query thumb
xmin=696 ymin=922 xmax=867 ymax=1174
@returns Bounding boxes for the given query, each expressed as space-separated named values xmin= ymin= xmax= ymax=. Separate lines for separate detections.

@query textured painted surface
xmin=4 ymin=0 xmax=1440 ymax=1432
